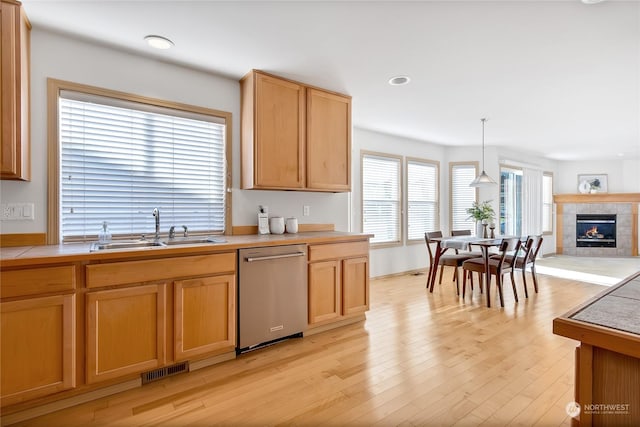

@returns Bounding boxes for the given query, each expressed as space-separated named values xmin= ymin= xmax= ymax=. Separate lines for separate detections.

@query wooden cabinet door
xmin=0 ymin=0 xmax=30 ymax=180
xmin=306 ymin=88 xmax=351 ymax=191
xmin=86 ymin=284 xmax=166 ymax=384
xmin=308 ymin=260 xmax=341 ymax=325
xmin=174 ymin=275 xmax=236 ymax=361
xmin=342 ymin=257 xmax=369 ymax=316
xmin=253 ymin=72 xmax=305 ymax=189
xmin=1 ymin=294 xmax=75 ymax=406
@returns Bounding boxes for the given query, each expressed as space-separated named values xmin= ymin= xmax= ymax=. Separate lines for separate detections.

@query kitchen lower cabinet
xmin=86 ymin=284 xmax=166 ymax=384
xmin=308 ymin=260 xmax=341 ymax=324
xmin=174 ymin=274 xmax=236 ymax=361
xmin=307 ymin=240 xmax=369 ymax=328
xmin=1 ymin=294 xmax=76 ymax=406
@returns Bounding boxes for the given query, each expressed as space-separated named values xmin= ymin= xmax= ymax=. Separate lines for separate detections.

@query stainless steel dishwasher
xmin=238 ymin=244 xmax=307 ymax=353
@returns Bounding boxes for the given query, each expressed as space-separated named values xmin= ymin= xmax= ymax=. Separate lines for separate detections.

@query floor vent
xmin=141 ymin=361 xmax=189 ymax=385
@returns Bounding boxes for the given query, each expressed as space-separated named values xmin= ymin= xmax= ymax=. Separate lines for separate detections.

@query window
xmin=449 ymin=162 xmax=478 ymax=232
xmin=542 ymin=172 xmax=553 ymax=234
xmin=48 ymin=79 xmax=231 ymax=243
xmin=361 ymin=152 xmax=402 ymax=245
xmin=500 ymin=166 xmax=523 ymax=237
xmin=406 ymin=158 xmax=439 ymax=241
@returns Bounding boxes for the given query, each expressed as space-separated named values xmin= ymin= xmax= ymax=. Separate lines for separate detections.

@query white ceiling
xmin=21 ymin=0 xmax=640 ymax=161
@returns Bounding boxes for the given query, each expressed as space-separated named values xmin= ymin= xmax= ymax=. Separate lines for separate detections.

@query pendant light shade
xmin=470 ymin=118 xmax=497 ymax=187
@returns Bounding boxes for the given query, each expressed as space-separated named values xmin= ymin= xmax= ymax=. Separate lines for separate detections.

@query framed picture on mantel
xmin=578 ymin=174 xmax=608 ymax=194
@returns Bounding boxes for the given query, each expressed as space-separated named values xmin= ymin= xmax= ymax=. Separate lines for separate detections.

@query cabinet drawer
xmin=1 ymin=265 xmax=76 ymax=298
xmin=308 ymin=240 xmax=369 ymax=262
xmin=86 ymin=252 xmax=236 ymax=288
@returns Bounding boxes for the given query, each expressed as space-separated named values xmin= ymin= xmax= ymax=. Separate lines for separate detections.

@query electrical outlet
xmin=303 ymin=205 xmax=310 ymax=217
xmin=1 ymin=204 xmax=11 ymax=220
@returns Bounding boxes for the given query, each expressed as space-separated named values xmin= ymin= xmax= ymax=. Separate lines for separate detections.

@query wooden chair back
xmin=528 ymin=235 xmax=544 ymax=262
xmin=496 ymin=238 xmax=522 ymax=270
xmin=424 ymin=231 xmax=443 ymax=263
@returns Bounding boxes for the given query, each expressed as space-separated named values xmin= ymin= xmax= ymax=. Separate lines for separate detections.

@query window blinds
xmin=450 ymin=164 xmax=477 ymax=232
xmin=59 ymin=92 xmax=227 ymax=242
xmin=362 ymin=154 xmax=401 ymax=244
xmin=407 ymin=160 xmax=438 ymax=240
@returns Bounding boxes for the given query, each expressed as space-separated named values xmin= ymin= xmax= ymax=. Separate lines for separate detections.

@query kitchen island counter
xmin=553 ymin=271 xmax=640 ymax=426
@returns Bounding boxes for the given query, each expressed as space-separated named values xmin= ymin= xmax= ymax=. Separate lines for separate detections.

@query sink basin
xmin=90 ymin=240 xmax=165 ymax=251
xmin=162 ymin=236 xmax=226 ymax=245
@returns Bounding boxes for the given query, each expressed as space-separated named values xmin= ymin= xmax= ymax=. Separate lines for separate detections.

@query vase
xmin=476 ymin=221 xmax=484 ymax=238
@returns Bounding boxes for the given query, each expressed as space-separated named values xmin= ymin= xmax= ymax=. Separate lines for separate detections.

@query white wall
xmin=0 ymin=29 xmax=350 ymax=235
xmin=555 ymin=158 xmax=640 ymax=194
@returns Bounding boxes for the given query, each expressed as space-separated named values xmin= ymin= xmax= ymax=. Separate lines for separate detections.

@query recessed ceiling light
xmin=144 ymin=35 xmax=174 ymax=50
xmin=389 ymin=76 xmax=411 ymax=86
xmin=581 ymin=0 xmax=606 ymax=4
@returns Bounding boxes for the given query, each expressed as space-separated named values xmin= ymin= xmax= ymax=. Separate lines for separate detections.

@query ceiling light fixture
xmin=581 ymin=0 xmax=606 ymax=4
xmin=388 ymin=76 xmax=410 ymax=86
xmin=470 ymin=118 xmax=497 ymax=187
xmin=144 ymin=35 xmax=174 ymax=50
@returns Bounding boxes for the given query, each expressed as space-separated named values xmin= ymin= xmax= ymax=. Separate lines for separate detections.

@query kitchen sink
xmin=90 ymin=240 xmax=166 ymax=251
xmin=162 ymin=236 xmax=226 ymax=245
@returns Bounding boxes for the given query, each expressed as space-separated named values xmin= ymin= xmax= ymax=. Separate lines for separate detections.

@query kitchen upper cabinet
xmin=240 ymin=70 xmax=351 ymax=192
xmin=306 ymin=88 xmax=351 ymax=191
xmin=174 ymin=274 xmax=236 ymax=361
xmin=0 ymin=265 xmax=76 ymax=407
xmin=307 ymin=240 xmax=369 ymax=328
xmin=0 ymin=0 xmax=30 ymax=180
xmin=241 ymin=71 xmax=305 ymax=190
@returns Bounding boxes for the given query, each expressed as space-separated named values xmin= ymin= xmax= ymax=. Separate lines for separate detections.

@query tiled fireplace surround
xmin=554 ymin=193 xmax=640 ymax=257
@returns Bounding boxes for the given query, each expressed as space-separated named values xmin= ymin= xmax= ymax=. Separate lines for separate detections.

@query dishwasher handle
xmin=245 ymin=251 xmax=306 ymax=262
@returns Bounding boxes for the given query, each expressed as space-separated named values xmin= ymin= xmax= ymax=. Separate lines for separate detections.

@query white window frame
xmin=47 ymin=78 xmax=232 ymax=244
xmin=499 ymin=165 xmax=523 ymax=237
xmin=406 ymin=157 xmax=439 ymax=243
xmin=361 ymin=151 xmax=402 ymax=247
xmin=542 ymin=172 xmax=554 ymax=234
xmin=449 ymin=162 xmax=478 ymax=234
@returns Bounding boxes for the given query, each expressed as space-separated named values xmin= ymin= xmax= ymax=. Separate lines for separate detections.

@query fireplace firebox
xmin=576 ymin=214 xmax=616 ymax=248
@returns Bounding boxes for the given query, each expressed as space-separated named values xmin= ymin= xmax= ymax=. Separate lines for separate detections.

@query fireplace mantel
xmin=554 ymin=193 xmax=640 ymax=204
xmin=554 ymin=193 xmax=639 ymax=256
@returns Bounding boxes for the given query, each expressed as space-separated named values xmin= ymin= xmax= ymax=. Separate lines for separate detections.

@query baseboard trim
xmin=0 ymin=378 xmax=141 ymax=425
xmin=304 ymin=315 xmax=366 ymax=336
xmin=188 ymin=351 xmax=236 ymax=371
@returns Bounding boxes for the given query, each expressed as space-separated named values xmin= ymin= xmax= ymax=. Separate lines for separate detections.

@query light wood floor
xmin=7 ymin=269 xmax=607 ymax=426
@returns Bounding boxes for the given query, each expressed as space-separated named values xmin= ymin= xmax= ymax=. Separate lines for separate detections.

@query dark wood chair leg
xmin=462 ymin=269 xmax=467 ymax=298
xmin=521 ymin=269 xmax=529 ymax=298
xmin=510 ymin=271 xmax=518 ymax=302
xmin=469 ymin=271 xmax=474 ymax=291
xmin=478 ymin=273 xmax=484 ymax=294
xmin=531 ymin=265 xmax=539 ymax=293
xmin=496 ymin=273 xmax=505 ymax=307
xmin=438 ymin=265 xmax=444 ymax=284
xmin=455 ymin=267 xmax=460 ymax=295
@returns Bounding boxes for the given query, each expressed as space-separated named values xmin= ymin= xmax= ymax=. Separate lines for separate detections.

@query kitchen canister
xmin=285 ymin=217 xmax=298 ymax=233
xmin=269 ymin=216 xmax=285 ymax=234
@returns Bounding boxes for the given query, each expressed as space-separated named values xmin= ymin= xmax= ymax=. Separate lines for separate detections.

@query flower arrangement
xmin=466 ymin=200 xmax=495 ymax=223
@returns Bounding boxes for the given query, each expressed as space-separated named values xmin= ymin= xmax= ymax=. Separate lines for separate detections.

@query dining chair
xmin=450 ymin=229 xmax=483 ymax=292
xmin=424 ymin=231 xmax=481 ymax=295
xmin=490 ymin=235 xmax=543 ymax=297
xmin=461 ymin=237 xmax=522 ymax=307
xmin=515 ymin=235 xmax=543 ymax=297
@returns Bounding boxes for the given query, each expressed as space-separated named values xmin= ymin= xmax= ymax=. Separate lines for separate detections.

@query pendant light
xmin=470 ymin=118 xmax=497 ymax=187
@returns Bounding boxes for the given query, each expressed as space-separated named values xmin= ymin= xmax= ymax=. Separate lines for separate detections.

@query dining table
xmin=427 ymin=235 xmax=511 ymax=308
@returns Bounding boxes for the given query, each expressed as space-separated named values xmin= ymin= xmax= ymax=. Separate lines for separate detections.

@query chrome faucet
xmin=152 ymin=208 xmax=160 ymax=240
xmin=169 ymin=226 xmax=176 ymax=239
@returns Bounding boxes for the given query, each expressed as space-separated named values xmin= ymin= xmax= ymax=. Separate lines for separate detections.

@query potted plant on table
xmin=467 ymin=200 xmax=495 ymax=238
